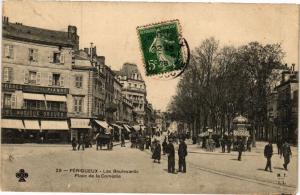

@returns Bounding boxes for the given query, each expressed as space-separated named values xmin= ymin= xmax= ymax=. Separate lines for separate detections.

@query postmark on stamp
xmin=137 ymin=20 xmax=189 ymax=78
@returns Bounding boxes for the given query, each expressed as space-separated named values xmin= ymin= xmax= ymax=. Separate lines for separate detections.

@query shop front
xmin=1 ymin=119 xmax=24 ymax=143
xmin=70 ymin=118 xmax=92 ymax=141
xmin=23 ymin=120 xmax=42 ymax=143
xmin=40 ymin=120 xmax=69 ymax=143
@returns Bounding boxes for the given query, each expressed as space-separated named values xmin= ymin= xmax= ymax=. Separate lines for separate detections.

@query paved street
xmin=1 ymin=141 xmax=297 ymax=193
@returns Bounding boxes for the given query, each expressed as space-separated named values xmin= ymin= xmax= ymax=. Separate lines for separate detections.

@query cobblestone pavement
xmin=1 ymin=141 xmax=297 ymax=193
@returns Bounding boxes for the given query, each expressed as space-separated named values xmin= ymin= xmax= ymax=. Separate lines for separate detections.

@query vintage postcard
xmin=1 ymin=1 xmax=299 ymax=194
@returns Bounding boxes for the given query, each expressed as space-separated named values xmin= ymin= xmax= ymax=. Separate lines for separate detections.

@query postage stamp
xmin=137 ymin=20 xmax=189 ymax=78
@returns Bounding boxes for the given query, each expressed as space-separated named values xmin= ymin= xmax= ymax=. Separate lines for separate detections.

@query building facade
xmin=275 ymin=67 xmax=298 ymax=144
xmin=115 ymin=63 xmax=147 ymax=126
xmin=1 ymin=17 xmax=78 ymax=143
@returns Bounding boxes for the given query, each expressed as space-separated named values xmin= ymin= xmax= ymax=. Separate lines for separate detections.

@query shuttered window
xmin=3 ymin=67 xmax=13 ymax=82
xmin=4 ymin=45 xmax=14 ymax=59
xmin=29 ymin=48 xmax=38 ymax=62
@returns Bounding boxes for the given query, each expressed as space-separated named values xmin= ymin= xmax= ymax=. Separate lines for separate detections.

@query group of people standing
xmin=264 ymin=140 xmax=292 ymax=172
xmin=71 ymin=134 xmax=92 ymax=151
xmin=151 ymin=136 xmax=188 ymax=173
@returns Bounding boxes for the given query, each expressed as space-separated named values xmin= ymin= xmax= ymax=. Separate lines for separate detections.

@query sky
xmin=3 ymin=1 xmax=299 ymax=111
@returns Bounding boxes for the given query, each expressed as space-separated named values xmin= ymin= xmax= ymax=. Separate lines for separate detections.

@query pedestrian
xmin=237 ymin=138 xmax=244 ymax=161
xmin=220 ymin=136 xmax=226 ymax=153
xmin=166 ymin=138 xmax=175 ymax=173
xmin=121 ymin=133 xmax=125 ymax=147
xmin=264 ymin=141 xmax=273 ymax=172
xmin=145 ymin=136 xmax=151 ymax=149
xmin=227 ymin=137 xmax=232 ymax=153
xmin=162 ymin=137 xmax=168 ymax=155
xmin=71 ymin=137 xmax=77 ymax=151
xmin=178 ymin=138 xmax=187 ymax=173
xmin=281 ymin=141 xmax=292 ymax=170
xmin=152 ymin=140 xmax=161 ymax=163
xmin=77 ymin=134 xmax=85 ymax=151
xmin=276 ymin=139 xmax=283 ymax=155
xmin=247 ymin=137 xmax=252 ymax=152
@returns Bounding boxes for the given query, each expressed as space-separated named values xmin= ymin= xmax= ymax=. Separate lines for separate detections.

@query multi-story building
xmin=154 ymin=110 xmax=166 ymax=133
xmin=103 ymin=65 xmax=116 ymax=123
xmin=275 ymin=65 xmax=298 ymax=144
xmin=266 ymin=90 xmax=278 ymax=141
xmin=115 ymin=63 xmax=147 ymax=127
xmin=68 ymin=47 xmax=106 ymax=140
xmin=113 ymin=78 xmax=122 ymax=122
xmin=1 ymin=17 xmax=78 ymax=143
xmin=119 ymin=96 xmax=134 ymax=123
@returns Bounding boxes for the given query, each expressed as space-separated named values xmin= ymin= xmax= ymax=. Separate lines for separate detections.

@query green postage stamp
xmin=137 ymin=20 xmax=189 ymax=78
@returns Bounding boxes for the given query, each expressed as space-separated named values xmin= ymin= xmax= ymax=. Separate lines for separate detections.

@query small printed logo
xmin=16 ymin=169 xmax=28 ymax=182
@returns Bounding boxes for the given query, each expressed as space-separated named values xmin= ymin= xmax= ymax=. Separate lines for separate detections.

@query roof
xmin=233 ymin=115 xmax=249 ymax=124
xmin=3 ymin=21 xmax=78 ymax=48
xmin=118 ymin=63 xmax=141 ymax=77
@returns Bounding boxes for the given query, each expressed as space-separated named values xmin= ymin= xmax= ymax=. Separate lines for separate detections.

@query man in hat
xmin=178 ymin=138 xmax=187 ymax=173
xmin=264 ymin=141 xmax=273 ymax=172
xmin=77 ymin=134 xmax=85 ymax=151
xmin=281 ymin=141 xmax=292 ymax=170
xmin=166 ymin=138 xmax=175 ymax=173
xmin=237 ymin=138 xmax=244 ymax=161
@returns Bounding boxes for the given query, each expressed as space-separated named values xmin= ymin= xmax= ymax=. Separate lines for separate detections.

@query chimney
xmin=90 ymin=42 xmax=94 ymax=59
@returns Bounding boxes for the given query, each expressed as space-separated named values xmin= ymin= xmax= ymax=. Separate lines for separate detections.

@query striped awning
xmin=94 ymin=120 xmax=109 ymax=129
xmin=41 ymin=120 xmax=69 ymax=130
xmin=45 ymin=95 xmax=67 ymax=102
xmin=23 ymin=93 xmax=45 ymax=101
xmin=70 ymin=118 xmax=91 ymax=129
xmin=123 ymin=124 xmax=131 ymax=132
xmin=111 ymin=124 xmax=123 ymax=129
xmin=1 ymin=119 xmax=24 ymax=129
xmin=24 ymin=120 xmax=40 ymax=130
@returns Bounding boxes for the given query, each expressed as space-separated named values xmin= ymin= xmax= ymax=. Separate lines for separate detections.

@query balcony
xmin=2 ymin=83 xmax=69 ymax=95
xmin=123 ymin=87 xmax=146 ymax=94
xmin=2 ymin=108 xmax=67 ymax=119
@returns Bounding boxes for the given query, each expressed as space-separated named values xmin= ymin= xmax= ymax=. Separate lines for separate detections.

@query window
xmin=47 ymin=102 xmax=65 ymax=111
xmin=52 ymin=52 xmax=64 ymax=64
xmin=74 ymin=96 xmax=84 ymax=113
xmin=3 ymin=94 xmax=11 ymax=108
xmin=75 ymin=75 xmax=83 ymax=88
xmin=4 ymin=45 xmax=14 ymax=59
xmin=25 ymin=71 xmax=41 ymax=85
xmin=28 ymin=48 xmax=38 ymax=62
xmin=49 ymin=73 xmax=64 ymax=87
xmin=3 ymin=67 xmax=13 ymax=82
xmin=24 ymin=100 xmax=45 ymax=110
xmin=28 ymin=71 xmax=37 ymax=84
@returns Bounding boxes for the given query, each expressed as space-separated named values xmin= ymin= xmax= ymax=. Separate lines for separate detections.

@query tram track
xmin=142 ymin=148 xmax=296 ymax=192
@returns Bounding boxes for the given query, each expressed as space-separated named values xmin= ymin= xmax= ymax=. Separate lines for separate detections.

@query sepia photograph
xmin=0 ymin=1 xmax=299 ymax=194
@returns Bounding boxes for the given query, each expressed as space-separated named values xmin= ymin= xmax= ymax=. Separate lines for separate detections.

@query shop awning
xmin=1 ymin=119 xmax=24 ymax=129
xmin=23 ymin=93 xmax=45 ymax=101
xmin=111 ymin=124 xmax=123 ymax=129
xmin=41 ymin=120 xmax=69 ymax=130
xmin=45 ymin=95 xmax=67 ymax=102
xmin=94 ymin=120 xmax=109 ymax=129
xmin=70 ymin=118 xmax=91 ymax=129
xmin=123 ymin=124 xmax=131 ymax=132
xmin=24 ymin=120 xmax=40 ymax=130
